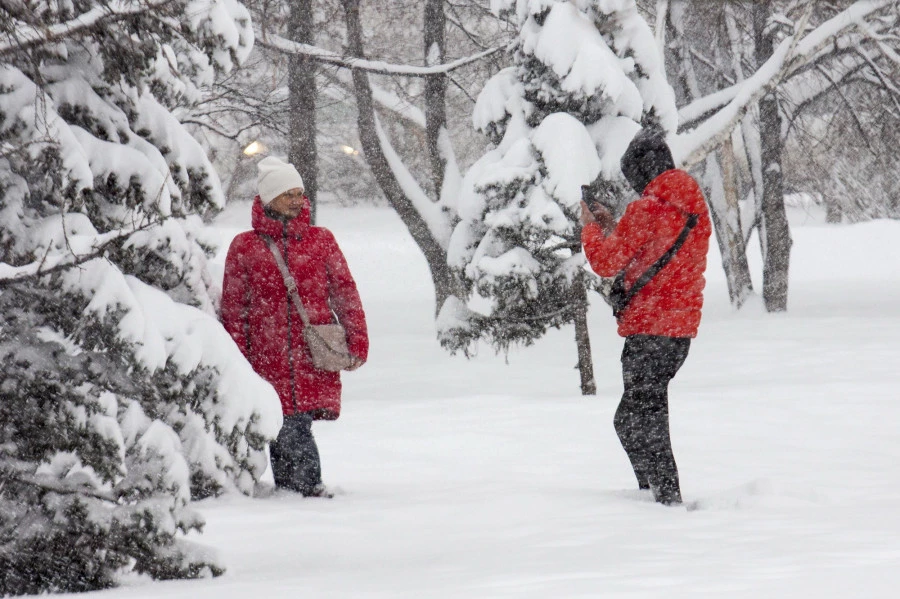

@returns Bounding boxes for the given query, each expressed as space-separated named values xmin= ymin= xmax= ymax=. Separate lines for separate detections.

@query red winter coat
xmin=582 ymin=169 xmax=711 ymax=338
xmin=221 ymin=197 xmax=368 ymax=419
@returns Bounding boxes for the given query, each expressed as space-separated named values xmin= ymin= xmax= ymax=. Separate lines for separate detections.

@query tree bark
xmin=754 ymin=0 xmax=792 ymax=312
xmin=702 ymin=149 xmax=754 ymax=308
xmin=824 ymin=193 xmax=843 ymax=223
xmin=668 ymin=2 xmax=753 ymax=308
xmin=572 ymin=269 xmax=596 ymax=396
xmin=288 ymin=0 xmax=319 ymax=223
xmin=424 ymin=0 xmax=448 ymax=196
xmin=720 ymin=137 xmax=754 ymax=305
xmin=342 ymin=0 xmax=455 ymax=315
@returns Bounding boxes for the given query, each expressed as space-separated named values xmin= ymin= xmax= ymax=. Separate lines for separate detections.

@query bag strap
xmin=260 ymin=234 xmax=313 ymax=328
xmin=616 ymin=213 xmax=699 ymax=312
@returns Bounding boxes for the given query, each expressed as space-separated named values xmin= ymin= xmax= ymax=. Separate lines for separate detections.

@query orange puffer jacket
xmin=582 ymin=169 xmax=711 ymax=338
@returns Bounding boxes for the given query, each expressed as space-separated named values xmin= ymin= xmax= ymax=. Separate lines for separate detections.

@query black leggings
xmin=614 ymin=335 xmax=690 ymax=504
xmin=270 ymin=412 xmax=322 ymax=494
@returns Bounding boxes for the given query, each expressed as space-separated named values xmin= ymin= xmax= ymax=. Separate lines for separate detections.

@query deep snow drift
xmin=77 ymin=202 xmax=900 ymax=598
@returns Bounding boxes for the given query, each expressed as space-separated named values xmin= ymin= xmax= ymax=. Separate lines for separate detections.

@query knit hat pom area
xmin=257 ymin=156 xmax=305 ymax=204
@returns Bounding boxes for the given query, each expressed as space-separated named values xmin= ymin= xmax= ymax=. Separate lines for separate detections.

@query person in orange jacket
xmin=580 ymin=130 xmax=711 ymax=505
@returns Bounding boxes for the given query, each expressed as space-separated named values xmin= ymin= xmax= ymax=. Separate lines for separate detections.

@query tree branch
xmin=0 ymin=0 xmax=177 ymax=56
xmin=257 ymin=28 xmax=507 ymax=78
xmin=9 ymin=473 xmax=118 ymax=504
xmin=674 ymin=0 xmax=891 ymax=168
xmin=0 ymin=219 xmax=162 ymax=288
xmin=677 ymin=0 xmax=893 ymax=131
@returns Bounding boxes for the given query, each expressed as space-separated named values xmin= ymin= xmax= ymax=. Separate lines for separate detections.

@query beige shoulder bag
xmin=262 ymin=235 xmax=354 ymax=372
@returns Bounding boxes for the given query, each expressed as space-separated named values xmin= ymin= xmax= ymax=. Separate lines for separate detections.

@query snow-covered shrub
xmin=440 ymin=0 xmax=677 ymax=353
xmin=0 ymin=1 xmax=281 ymax=593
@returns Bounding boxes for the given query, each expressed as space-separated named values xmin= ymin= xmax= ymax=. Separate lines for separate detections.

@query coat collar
xmin=251 ymin=195 xmax=311 ymax=239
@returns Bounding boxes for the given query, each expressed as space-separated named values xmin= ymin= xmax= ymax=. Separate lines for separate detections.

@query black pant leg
xmin=270 ymin=413 xmax=323 ymax=494
xmin=615 ymin=336 xmax=690 ymax=503
xmin=614 ymin=337 xmax=659 ymax=490
xmin=614 ymin=391 xmax=651 ymax=489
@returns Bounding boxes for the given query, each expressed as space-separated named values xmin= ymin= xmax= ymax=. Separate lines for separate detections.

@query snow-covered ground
xmin=102 ymin=203 xmax=900 ymax=598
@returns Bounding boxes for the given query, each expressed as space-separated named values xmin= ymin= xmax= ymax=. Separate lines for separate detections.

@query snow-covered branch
xmin=0 ymin=220 xmax=161 ymax=287
xmin=257 ymin=30 xmax=507 ymax=77
xmin=11 ymin=473 xmax=118 ymax=504
xmin=323 ymin=70 xmax=427 ymax=129
xmin=677 ymin=0 xmax=894 ymax=131
xmin=854 ymin=18 xmax=900 ymax=68
xmin=373 ymin=116 xmax=451 ymax=248
xmin=674 ymin=0 xmax=893 ymax=167
xmin=0 ymin=0 xmax=176 ymax=56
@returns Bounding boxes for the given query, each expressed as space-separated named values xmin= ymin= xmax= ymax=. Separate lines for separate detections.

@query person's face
xmin=268 ymin=188 xmax=306 ymax=219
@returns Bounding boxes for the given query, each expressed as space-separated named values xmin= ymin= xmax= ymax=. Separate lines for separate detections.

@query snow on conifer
xmin=0 ymin=1 xmax=280 ymax=593
xmin=439 ymin=0 xmax=676 ymax=354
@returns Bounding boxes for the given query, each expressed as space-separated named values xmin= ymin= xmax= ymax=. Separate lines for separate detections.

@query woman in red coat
xmin=221 ymin=156 xmax=368 ymax=497
xmin=581 ymin=131 xmax=711 ymax=506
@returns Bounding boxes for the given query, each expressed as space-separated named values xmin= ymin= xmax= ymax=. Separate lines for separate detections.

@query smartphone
xmin=581 ymin=185 xmax=603 ymax=213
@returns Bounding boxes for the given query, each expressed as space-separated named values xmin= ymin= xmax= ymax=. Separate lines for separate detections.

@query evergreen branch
xmin=0 ymin=218 xmax=163 ymax=288
xmin=0 ymin=0 xmax=178 ymax=57
xmin=9 ymin=473 xmax=118 ymax=504
xmin=480 ymin=304 xmax=575 ymax=324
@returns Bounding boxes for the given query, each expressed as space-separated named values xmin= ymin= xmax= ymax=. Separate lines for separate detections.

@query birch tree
xmin=670 ymin=0 xmax=900 ymax=311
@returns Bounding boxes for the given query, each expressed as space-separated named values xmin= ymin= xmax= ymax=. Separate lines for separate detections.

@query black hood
xmin=620 ymin=130 xmax=675 ymax=195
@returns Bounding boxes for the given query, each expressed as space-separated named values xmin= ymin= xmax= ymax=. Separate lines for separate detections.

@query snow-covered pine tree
xmin=0 ymin=1 xmax=282 ymax=593
xmin=438 ymin=0 xmax=677 ymax=390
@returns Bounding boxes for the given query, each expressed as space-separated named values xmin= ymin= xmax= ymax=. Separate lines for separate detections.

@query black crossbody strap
xmin=617 ymin=213 xmax=699 ymax=310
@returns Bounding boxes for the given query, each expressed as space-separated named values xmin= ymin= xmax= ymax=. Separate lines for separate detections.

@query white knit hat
xmin=257 ymin=156 xmax=305 ymax=205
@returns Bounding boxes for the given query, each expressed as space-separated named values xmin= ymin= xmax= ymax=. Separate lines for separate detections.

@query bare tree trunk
xmin=754 ymin=0 xmax=792 ymax=312
xmin=669 ymin=2 xmax=753 ymax=307
xmin=702 ymin=150 xmax=754 ymax=308
xmin=289 ymin=0 xmax=318 ymax=223
xmin=720 ymin=137 xmax=754 ymax=305
xmin=824 ymin=193 xmax=843 ymax=223
xmin=727 ymin=4 xmax=763 ymax=244
xmin=572 ymin=268 xmax=596 ymax=396
xmin=424 ymin=0 xmax=448 ymax=196
xmin=342 ymin=0 xmax=455 ymax=314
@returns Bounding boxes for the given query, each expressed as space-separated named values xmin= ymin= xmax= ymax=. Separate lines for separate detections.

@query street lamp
xmin=243 ymin=141 xmax=266 ymax=156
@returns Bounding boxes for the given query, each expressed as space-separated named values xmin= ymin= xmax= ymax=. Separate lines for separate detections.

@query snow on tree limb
xmin=677 ymin=0 xmax=894 ymax=133
xmin=0 ymin=222 xmax=159 ymax=286
xmin=0 ymin=2 xmax=275 ymax=590
xmin=0 ymin=0 xmax=178 ymax=56
xmin=373 ymin=116 xmax=451 ymax=248
xmin=258 ymin=29 xmax=507 ymax=77
xmin=325 ymin=70 xmax=428 ymax=129
xmin=854 ymin=18 xmax=900 ymax=67
xmin=673 ymin=0 xmax=892 ymax=168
